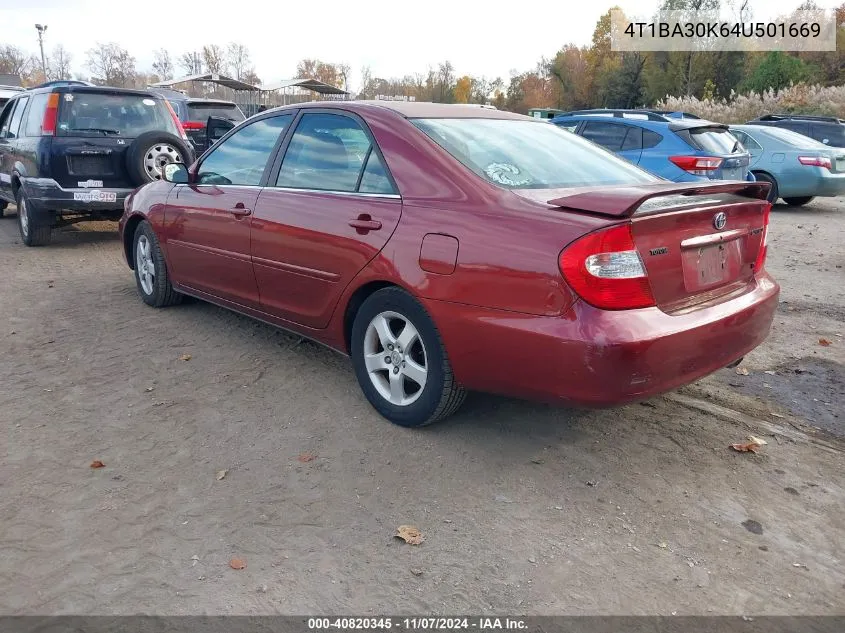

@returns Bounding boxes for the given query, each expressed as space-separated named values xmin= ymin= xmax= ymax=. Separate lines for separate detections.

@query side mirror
xmin=163 ymin=163 xmax=189 ymax=184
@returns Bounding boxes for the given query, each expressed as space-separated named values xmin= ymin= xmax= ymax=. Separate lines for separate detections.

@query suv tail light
xmin=669 ymin=155 xmax=723 ymax=176
xmin=182 ymin=121 xmax=206 ymax=130
xmin=559 ymin=223 xmax=655 ymax=310
xmin=164 ymin=100 xmax=189 ymax=141
xmin=798 ymin=155 xmax=832 ymax=170
xmin=754 ymin=202 xmax=772 ymax=272
xmin=42 ymin=92 xmax=59 ymax=136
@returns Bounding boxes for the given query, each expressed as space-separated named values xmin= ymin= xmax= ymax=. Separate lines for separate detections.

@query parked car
xmin=746 ymin=114 xmax=845 ymax=148
xmin=730 ymin=124 xmax=845 ymax=205
xmin=119 ymin=102 xmax=778 ymax=428
xmin=0 ymin=84 xmax=193 ymax=244
xmin=0 ymin=84 xmax=25 ymax=110
xmin=550 ymin=109 xmax=754 ymax=183
xmin=149 ymin=88 xmax=245 ymax=155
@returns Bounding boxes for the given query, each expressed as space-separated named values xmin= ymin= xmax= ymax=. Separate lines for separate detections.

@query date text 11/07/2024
xmin=307 ymin=618 xmax=528 ymax=630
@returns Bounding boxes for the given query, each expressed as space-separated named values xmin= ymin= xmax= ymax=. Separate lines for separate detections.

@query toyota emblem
xmin=713 ymin=212 xmax=727 ymax=230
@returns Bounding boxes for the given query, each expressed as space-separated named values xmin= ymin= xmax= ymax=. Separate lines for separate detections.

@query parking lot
xmin=0 ymin=198 xmax=842 ymax=615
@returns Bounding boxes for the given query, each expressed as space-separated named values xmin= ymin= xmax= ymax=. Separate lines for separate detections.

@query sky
xmin=0 ymin=0 xmax=840 ymax=92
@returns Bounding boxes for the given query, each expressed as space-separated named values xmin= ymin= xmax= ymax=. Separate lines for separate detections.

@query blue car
xmin=551 ymin=109 xmax=754 ymax=183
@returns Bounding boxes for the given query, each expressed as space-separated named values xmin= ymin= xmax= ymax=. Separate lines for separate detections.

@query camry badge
xmin=713 ymin=212 xmax=727 ymax=230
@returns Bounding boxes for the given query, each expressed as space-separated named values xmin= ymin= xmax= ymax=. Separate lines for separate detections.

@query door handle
xmin=348 ymin=214 xmax=381 ymax=231
xmin=230 ymin=203 xmax=252 ymax=217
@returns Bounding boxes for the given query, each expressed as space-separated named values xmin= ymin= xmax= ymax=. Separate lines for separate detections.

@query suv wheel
xmin=126 ymin=132 xmax=192 ymax=186
xmin=133 ymin=220 xmax=183 ymax=307
xmin=16 ymin=190 xmax=52 ymax=247
xmin=783 ymin=196 xmax=814 ymax=207
xmin=350 ymin=287 xmax=466 ymax=427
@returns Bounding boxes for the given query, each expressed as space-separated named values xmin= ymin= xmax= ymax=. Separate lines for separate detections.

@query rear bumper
xmin=21 ymin=178 xmax=132 ymax=212
xmin=426 ymin=273 xmax=779 ymax=407
xmin=787 ymin=170 xmax=845 ymax=198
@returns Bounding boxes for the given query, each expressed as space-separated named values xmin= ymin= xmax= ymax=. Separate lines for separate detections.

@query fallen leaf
xmin=90 ymin=460 xmax=106 ymax=469
xmin=297 ymin=452 xmax=317 ymax=463
xmin=792 ymin=562 xmax=808 ymax=569
xmin=395 ymin=525 xmax=424 ymax=545
xmin=658 ymin=541 xmax=668 ymax=549
xmin=770 ymin=412 xmax=785 ymax=418
xmin=764 ymin=370 xmax=776 ymax=375
xmin=530 ymin=457 xmax=544 ymax=464
xmin=818 ymin=338 xmax=831 ymax=347
xmin=216 ymin=469 xmax=228 ymax=481
xmin=229 ymin=558 xmax=247 ymax=570
xmin=747 ymin=435 xmax=768 ymax=446
xmin=145 ymin=386 xmax=155 ymax=392
xmin=730 ymin=442 xmax=761 ymax=453
xmin=735 ymin=367 xmax=749 ymax=376
xmin=179 ymin=354 xmax=192 ymax=361
xmin=410 ymin=568 xmax=424 ymax=576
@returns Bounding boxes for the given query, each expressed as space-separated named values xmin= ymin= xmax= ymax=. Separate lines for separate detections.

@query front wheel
xmin=133 ymin=220 xmax=183 ymax=307
xmin=16 ymin=190 xmax=52 ymax=246
xmin=783 ymin=196 xmax=814 ymax=207
xmin=350 ymin=287 xmax=466 ymax=427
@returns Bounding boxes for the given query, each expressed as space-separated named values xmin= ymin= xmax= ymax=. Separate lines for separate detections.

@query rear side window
xmin=810 ymin=123 xmax=845 ymax=146
xmin=6 ymin=96 xmax=28 ymax=139
xmin=24 ymin=93 xmax=49 ymax=137
xmin=621 ymin=127 xmax=643 ymax=150
xmin=187 ymin=103 xmax=245 ymax=123
xmin=0 ymin=99 xmax=15 ymax=137
xmin=197 ymin=114 xmax=292 ymax=186
xmin=358 ymin=151 xmax=395 ymax=194
xmin=580 ymin=121 xmax=628 ymax=151
xmin=686 ymin=128 xmax=742 ymax=154
xmin=57 ymin=92 xmax=178 ymax=138
xmin=276 ymin=112 xmax=376 ymax=193
xmin=642 ymin=129 xmax=662 ymax=149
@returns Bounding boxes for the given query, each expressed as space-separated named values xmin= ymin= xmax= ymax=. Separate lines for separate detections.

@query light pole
xmin=35 ymin=24 xmax=48 ymax=79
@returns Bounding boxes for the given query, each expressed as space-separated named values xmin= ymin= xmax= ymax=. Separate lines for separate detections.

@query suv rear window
xmin=685 ymin=127 xmax=742 ymax=154
xmin=57 ymin=92 xmax=179 ymax=138
xmin=187 ymin=103 xmax=245 ymax=123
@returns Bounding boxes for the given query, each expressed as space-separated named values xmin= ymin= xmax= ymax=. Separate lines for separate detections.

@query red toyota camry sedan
xmin=119 ymin=101 xmax=779 ymax=427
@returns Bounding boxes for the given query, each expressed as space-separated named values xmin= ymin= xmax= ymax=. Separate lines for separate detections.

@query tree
xmin=152 ymin=49 xmax=173 ymax=81
xmin=0 ymin=45 xmax=36 ymax=80
xmin=436 ymin=61 xmax=455 ymax=102
xmin=227 ymin=43 xmax=251 ymax=80
xmin=86 ymin=42 xmax=136 ymax=86
xmin=179 ymin=51 xmax=203 ymax=75
xmin=202 ymin=44 xmax=227 ymax=75
xmin=548 ymin=45 xmax=592 ymax=109
xmin=743 ymin=51 xmax=815 ymax=92
xmin=454 ymin=76 xmax=472 ymax=103
xmin=49 ymin=45 xmax=73 ymax=81
xmin=295 ymin=59 xmax=344 ymax=88
xmin=358 ymin=65 xmax=373 ymax=98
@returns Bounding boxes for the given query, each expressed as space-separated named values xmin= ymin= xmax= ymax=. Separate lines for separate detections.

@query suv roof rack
xmin=554 ymin=109 xmax=672 ymax=121
xmin=644 ymin=109 xmax=702 ymax=119
xmin=756 ymin=113 xmax=843 ymax=123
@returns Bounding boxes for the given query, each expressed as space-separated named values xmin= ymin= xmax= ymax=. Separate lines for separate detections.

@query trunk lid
xmin=49 ymin=136 xmax=133 ymax=189
xmin=544 ymin=182 xmax=770 ymax=313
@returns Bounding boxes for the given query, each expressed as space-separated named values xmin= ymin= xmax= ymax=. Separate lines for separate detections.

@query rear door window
xmin=621 ymin=127 xmax=643 ymax=150
xmin=580 ymin=121 xmax=628 ymax=151
xmin=6 ymin=96 xmax=28 ymax=139
xmin=0 ymin=99 xmax=17 ymax=137
xmin=731 ymin=130 xmax=762 ymax=151
xmin=57 ymin=92 xmax=178 ymax=138
xmin=809 ymin=123 xmax=845 ymax=146
xmin=24 ymin=92 xmax=49 ymax=137
xmin=642 ymin=129 xmax=663 ymax=149
xmin=358 ymin=151 xmax=396 ymax=194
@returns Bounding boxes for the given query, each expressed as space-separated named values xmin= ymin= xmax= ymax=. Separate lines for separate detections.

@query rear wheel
xmin=783 ymin=196 xmax=814 ymax=207
xmin=350 ymin=287 xmax=466 ymax=427
xmin=753 ymin=172 xmax=779 ymax=204
xmin=133 ymin=220 xmax=183 ymax=307
xmin=16 ymin=190 xmax=52 ymax=247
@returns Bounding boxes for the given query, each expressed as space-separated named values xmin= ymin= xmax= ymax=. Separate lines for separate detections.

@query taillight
xmin=164 ymin=100 xmax=189 ymax=141
xmin=559 ymin=223 xmax=655 ymax=310
xmin=42 ymin=92 xmax=59 ymax=136
xmin=181 ymin=121 xmax=206 ymax=130
xmin=669 ymin=155 xmax=723 ymax=176
xmin=798 ymin=155 xmax=832 ymax=170
xmin=754 ymin=202 xmax=771 ymax=273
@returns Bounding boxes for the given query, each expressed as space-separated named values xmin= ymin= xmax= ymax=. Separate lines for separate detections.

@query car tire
xmin=783 ymin=196 xmax=814 ymax=207
xmin=0 ymin=200 xmax=7 ymax=217
xmin=753 ymin=172 xmax=779 ymax=204
xmin=350 ymin=287 xmax=466 ymax=427
xmin=133 ymin=220 xmax=183 ymax=308
xmin=16 ymin=189 xmax=52 ymax=246
xmin=126 ymin=131 xmax=192 ymax=186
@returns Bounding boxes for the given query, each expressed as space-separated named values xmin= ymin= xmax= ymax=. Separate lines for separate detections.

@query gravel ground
xmin=0 ymin=198 xmax=842 ymax=616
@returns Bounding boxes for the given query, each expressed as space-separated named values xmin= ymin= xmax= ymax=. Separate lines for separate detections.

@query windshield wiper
xmin=69 ymin=127 xmax=121 ymax=136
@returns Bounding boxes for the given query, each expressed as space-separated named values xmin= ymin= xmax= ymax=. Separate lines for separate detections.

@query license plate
xmin=697 ymin=245 xmax=728 ymax=285
xmin=836 ymin=158 xmax=845 ymax=172
xmin=73 ymin=190 xmax=117 ymax=203
xmin=722 ymin=168 xmax=742 ymax=181
xmin=682 ymin=239 xmax=743 ymax=291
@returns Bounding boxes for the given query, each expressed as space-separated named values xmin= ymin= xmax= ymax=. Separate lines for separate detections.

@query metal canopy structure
xmin=261 ymin=78 xmax=347 ymax=95
xmin=151 ymin=73 xmax=260 ymax=92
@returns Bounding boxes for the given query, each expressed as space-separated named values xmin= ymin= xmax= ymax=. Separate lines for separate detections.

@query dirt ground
xmin=0 ymin=198 xmax=842 ymax=616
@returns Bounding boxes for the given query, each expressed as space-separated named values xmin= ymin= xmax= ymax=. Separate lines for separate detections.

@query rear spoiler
xmin=546 ymin=181 xmax=770 ymax=218
xmin=667 ymin=121 xmax=728 ymax=132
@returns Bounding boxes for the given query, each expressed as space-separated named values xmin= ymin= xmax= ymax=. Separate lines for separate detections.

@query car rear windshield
xmin=57 ymin=92 xmax=178 ymax=138
xmin=411 ymin=118 xmax=658 ymax=189
xmin=187 ymin=103 xmax=245 ymax=122
xmin=685 ymin=127 xmax=743 ymax=154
